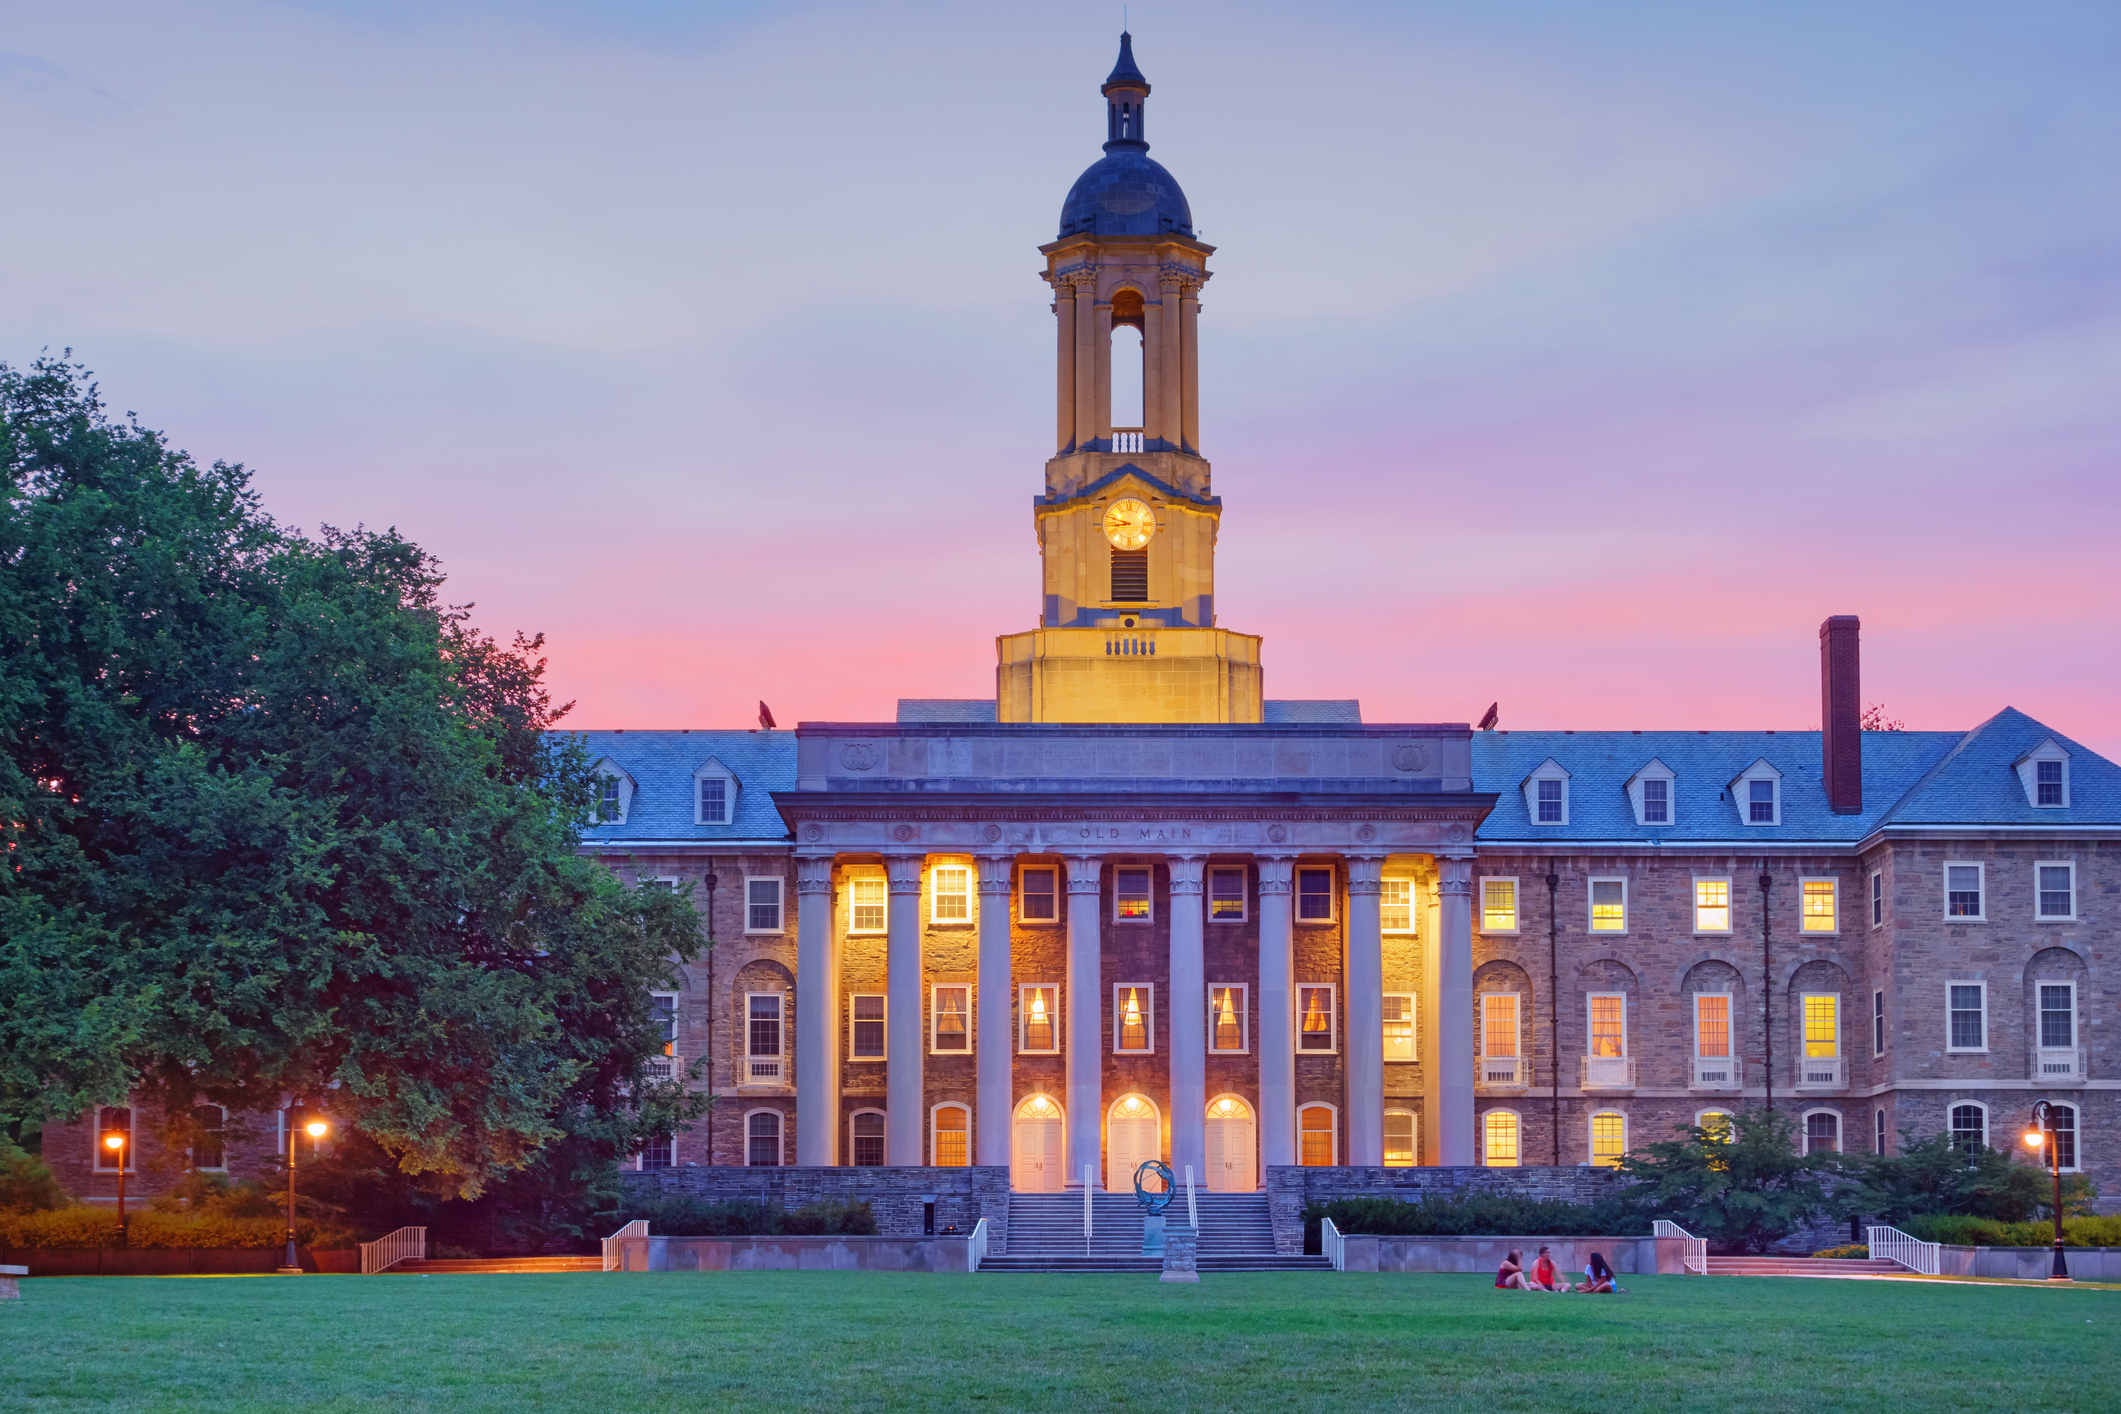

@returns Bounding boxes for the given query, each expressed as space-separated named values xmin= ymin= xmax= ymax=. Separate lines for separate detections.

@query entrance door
xmin=1205 ymin=1096 xmax=1256 ymax=1192
xmin=1011 ymin=1096 xmax=1063 ymax=1193
xmin=1106 ymin=1094 xmax=1162 ymax=1193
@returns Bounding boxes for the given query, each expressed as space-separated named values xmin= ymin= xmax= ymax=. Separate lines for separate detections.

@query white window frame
xmin=1875 ymin=1107 xmax=1888 ymax=1155
xmin=848 ymin=992 xmax=886 ymax=1062
xmin=94 ymin=1105 xmax=135 ymax=1173
xmin=1692 ymin=992 xmax=1734 ymax=1060
xmin=929 ymin=861 xmax=973 ymax=926
xmin=930 ymin=1102 xmax=972 ymax=1167
xmin=634 ymin=1133 xmax=678 ymax=1171
xmin=1112 ymin=982 xmax=1156 ymax=1055
xmin=1798 ymin=877 xmax=1839 ymax=935
xmin=1523 ymin=759 xmax=1570 ymax=825
xmin=1380 ymin=876 xmax=1418 ymax=934
xmin=1017 ymin=862 xmax=1061 ymax=926
xmin=1731 ymin=759 xmax=1782 ymax=827
xmin=1585 ymin=992 xmax=1628 ymax=1058
xmin=1948 ymin=1100 xmax=1989 ymax=1155
xmin=2034 ymin=860 xmax=2078 ymax=922
xmin=1382 ymin=992 xmax=1418 ymax=1062
xmin=1588 ymin=1110 xmax=1628 ymax=1168
xmin=648 ymin=988 xmax=680 ymax=1058
xmin=1799 ymin=991 xmax=1842 ymax=1060
xmin=1018 ymin=983 xmax=1060 ymax=1055
xmin=849 ymin=1107 xmax=887 ymax=1167
xmin=744 ymin=990 xmax=785 ymax=1082
xmin=1943 ymin=860 xmax=1986 ymax=922
xmin=1207 ymin=865 xmax=1248 ymax=924
xmin=1801 ymin=1107 xmax=1841 ymax=1155
xmin=1481 ymin=1108 xmax=1522 ymax=1168
xmin=1208 ymin=983 xmax=1249 ymax=1055
xmin=588 ymin=758 xmax=634 ymax=826
xmin=1870 ymin=870 xmax=1884 ymax=929
xmin=1383 ymin=1108 xmax=1418 ymax=1168
xmin=1480 ymin=990 xmax=1522 ymax=1060
xmin=845 ymin=870 xmax=887 ymax=934
xmin=1479 ymin=876 xmax=1520 ymax=935
xmin=1298 ymin=1102 xmax=1340 ymax=1167
xmin=1872 ymin=989 xmax=1886 ymax=1058
xmin=2049 ymin=1101 xmax=2083 ymax=1173
xmin=2036 ymin=979 xmax=2079 ymax=1052
xmin=1944 ymin=980 xmax=1988 ymax=1054
xmin=1295 ymin=865 xmax=1336 ymax=924
xmin=692 ymin=757 xmax=738 ymax=825
xmin=742 ymin=1107 xmax=783 ymax=1167
xmin=1112 ymin=864 xmax=1155 ymax=925
xmin=190 ymin=1103 xmax=228 ymax=1172
xmin=1296 ymin=983 xmax=1339 ymax=1055
xmin=743 ymin=875 xmax=785 ymax=934
xmin=1695 ymin=1109 xmax=1734 ymax=1138
xmin=2015 ymin=739 xmax=2071 ymax=808
xmin=1588 ymin=876 xmax=1628 ymax=934
xmin=930 ymin=983 xmax=972 ymax=1055
xmin=1626 ymin=759 xmax=1675 ymax=827
xmin=1693 ymin=876 xmax=1733 ymax=935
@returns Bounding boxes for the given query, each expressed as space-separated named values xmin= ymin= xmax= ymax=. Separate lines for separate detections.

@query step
xmin=391 ymin=1257 xmax=603 ymax=1275
xmin=1704 ymin=1258 xmax=1902 ymax=1277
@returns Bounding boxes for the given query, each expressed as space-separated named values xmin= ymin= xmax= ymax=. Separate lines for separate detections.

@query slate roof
xmin=1880 ymin=707 xmax=2121 ymax=826
xmin=567 ymin=729 xmax=796 ymax=845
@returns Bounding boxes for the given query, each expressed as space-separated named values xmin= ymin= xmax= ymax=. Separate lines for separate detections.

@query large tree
xmin=0 ymin=355 xmax=701 ymax=1194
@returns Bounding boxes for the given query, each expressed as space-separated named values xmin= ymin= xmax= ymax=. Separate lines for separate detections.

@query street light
xmin=277 ymin=1108 xmax=330 ymax=1275
xmin=2023 ymin=1101 xmax=2071 ymax=1282
xmin=100 ymin=1125 xmax=129 ymax=1241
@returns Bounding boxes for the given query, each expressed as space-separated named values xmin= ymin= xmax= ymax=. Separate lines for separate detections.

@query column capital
xmin=1256 ymin=856 xmax=1294 ymax=893
xmin=1345 ymin=854 xmax=1386 ymax=894
xmin=1063 ymin=855 xmax=1103 ymax=895
xmin=795 ymin=855 xmax=834 ymax=895
xmin=1437 ymin=856 xmax=1473 ymax=894
xmin=1165 ymin=854 xmax=1206 ymax=894
xmin=885 ymin=854 xmax=925 ymax=894
xmin=976 ymin=854 xmax=1014 ymax=895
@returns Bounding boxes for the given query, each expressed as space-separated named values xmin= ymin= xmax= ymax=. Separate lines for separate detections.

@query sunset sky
xmin=7 ymin=1 xmax=2118 ymax=755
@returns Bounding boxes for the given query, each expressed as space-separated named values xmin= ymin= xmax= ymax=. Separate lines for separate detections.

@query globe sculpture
xmin=1134 ymin=1160 xmax=1176 ymax=1258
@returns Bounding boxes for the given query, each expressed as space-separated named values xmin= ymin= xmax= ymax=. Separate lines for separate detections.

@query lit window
xmin=1020 ymin=985 xmax=1058 ymax=1054
xmin=1481 ymin=993 xmax=1520 ymax=1059
xmin=649 ymin=992 xmax=678 ymax=1056
xmin=745 ymin=876 xmax=784 ymax=932
xmin=1483 ymin=1110 xmax=1519 ymax=1167
xmin=1945 ymin=864 xmax=1983 ymax=919
xmin=1114 ymin=984 xmax=1153 ymax=1053
xmin=1587 ymin=994 xmax=1626 ymax=1058
xmin=1298 ymin=985 xmax=1337 ymax=1052
xmin=1384 ymin=1110 xmax=1417 ymax=1167
xmin=2049 ymin=1105 xmax=2078 ymax=1170
xmin=931 ymin=865 xmax=971 ymax=923
xmin=1299 ymin=1105 xmax=1336 ymax=1166
xmin=1481 ymin=878 xmax=1518 ymax=933
xmin=1382 ymin=993 xmax=1417 ymax=1061
xmin=1589 ymin=878 xmax=1626 ymax=933
xmin=746 ymin=1110 xmax=782 ymax=1167
xmin=1749 ymin=779 xmax=1776 ymax=824
xmin=1695 ymin=879 xmax=1731 ymax=932
xmin=191 ymin=1104 xmax=226 ymax=1171
xmin=1802 ymin=994 xmax=1838 ymax=1058
xmin=2037 ymin=864 xmax=2075 ymax=920
xmin=1536 ymin=778 xmax=1564 ymax=823
xmin=1641 ymin=777 xmax=1669 ymax=824
xmin=1590 ymin=1112 xmax=1626 ymax=1168
xmin=1380 ymin=878 xmax=1415 ymax=933
xmin=852 ymin=1111 xmax=885 ymax=1167
xmin=1947 ymin=983 xmax=1985 ymax=1051
xmin=1872 ymin=990 xmax=1885 ymax=1058
xmin=1697 ymin=1110 xmax=1733 ymax=1142
xmin=1800 ymin=879 xmax=1836 ymax=933
xmin=932 ymin=985 xmax=970 ymax=1053
xmin=1870 ymin=871 xmax=1884 ymax=927
xmin=1114 ymin=867 xmax=1153 ymax=922
xmin=2036 ymin=758 xmax=2065 ymax=806
xmin=1950 ymin=1104 xmax=1986 ymax=1156
xmin=849 ymin=875 xmax=886 ymax=932
xmin=1297 ymin=868 xmax=1334 ymax=922
xmin=697 ymin=776 xmax=727 ymax=824
xmin=1209 ymin=985 xmax=1247 ymax=1054
xmin=851 ymin=994 xmax=885 ymax=1060
xmin=747 ymin=993 xmax=784 ymax=1079
xmin=1208 ymin=867 xmax=1247 ymax=921
xmin=932 ymin=1105 xmax=969 ymax=1167
xmin=1694 ymin=995 xmax=1731 ymax=1059
xmin=1803 ymin=1111 xmax=1839 ymax=1155
xmin=1020 ymin=866 xmax=1058 ymax=923
xmin=2040 ymin=984 xmax=2076 ymax=1050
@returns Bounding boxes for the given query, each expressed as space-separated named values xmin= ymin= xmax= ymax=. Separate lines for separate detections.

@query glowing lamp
xmin=304 ymin=1120 xmax=328 ymax=1139
xmin=1030 ymin=994 xmax=1046 ymax=1021
xmin=2025 ymin=1129 xmax=2044 ymax=1148
xmin=103 ymin=1133 xmax=125 ymax=1151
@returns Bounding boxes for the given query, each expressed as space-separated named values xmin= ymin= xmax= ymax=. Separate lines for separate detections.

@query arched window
xmin=2049 ymin=1104 xmax=2079 ymax=1171
xmin=1483 ymin=1110 xmax=1520 ymax=1168
xmin=1803 ymin=1110 xmax=1839 ymax=1155
xmin=851 ymin=1110 xmax=885 ymax=1167
xmin=1949 ymin=1103 xmax=1987 ymax=1155
xmin=1298 ymin=1104 xmax=1337 ymax=1167
xmin=932 ymin=1104 xmax=970 ymax=1167
xmin=1874 ymin=1108 xmax=1888 ymax=1155
xmin=1695 ymin=1109 xmax=1734 ymax=1142
xmin=1589 ymin=1111 xmax=1627 ymax=1168
xmin=746 ymin=1109 xmax=782 ymax=1167
xmin=1383 ymin=1109 xmax=1417 ymax=1168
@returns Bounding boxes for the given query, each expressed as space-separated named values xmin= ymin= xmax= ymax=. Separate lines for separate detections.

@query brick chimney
xmin=1820 ymin=615 xmax=1861 ymax=814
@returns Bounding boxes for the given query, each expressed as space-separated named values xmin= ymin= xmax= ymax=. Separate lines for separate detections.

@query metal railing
xmin=1321 ymin=1215 xmax=1345 ymax=1272
xmin=359 ymin=1226 xmax=426 ymax=1275
xmin=1479 ymin=1055 xmax=1524 ymax=1087
xmin=1795 ymin=1054 xmax=1846 ymax=1090
xmin=1654 ymin=1219 xmax=1707 ymax=1275
xmin=603 ymin=1219 xmax=647 ymax=1272
xmin=2037 ymin=1046 xmax=2086 ymax=1082
xmin=1690 ymin=1056 xmax=1740 ymax=1090
xmin=1867 ymin=1225 xmax=1941 ymax=1276
xmin=1581 ymin=1055 xmax=1638 ymax=1090
xmin=968 ymin=1217 xmax=988 ymax=1272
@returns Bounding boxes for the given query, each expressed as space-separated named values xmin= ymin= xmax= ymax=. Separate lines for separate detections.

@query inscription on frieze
xmin=1074 ymin=825 xmax=1197 ymax=842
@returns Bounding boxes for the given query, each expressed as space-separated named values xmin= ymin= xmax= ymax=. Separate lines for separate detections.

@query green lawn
xmin=3 ymin=1271 xmax=2114 ymax=1412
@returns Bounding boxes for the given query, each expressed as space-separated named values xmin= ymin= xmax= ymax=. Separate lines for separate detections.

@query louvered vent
xmin=1109 ymin=549 xmax=1148 ymax=602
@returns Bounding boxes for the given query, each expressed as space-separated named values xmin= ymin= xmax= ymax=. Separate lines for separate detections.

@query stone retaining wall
xmin=1335 ymin=1234 xmax=1677 ymax=1276
xmin=1265 ymin=1166 xmax=1623 ymax=1254
xmin=0 ymin=1246 xmax=357 ymax=1276
xmin=616 ymin=1165 xmax=1010 ymax=1252
xmin=612 ymin=1233 xmax=973 ymax=1273
xmin=1936 ymin=1245 xmax=2121 ymax=1281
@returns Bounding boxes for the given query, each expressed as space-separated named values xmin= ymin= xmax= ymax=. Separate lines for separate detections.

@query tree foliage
xmin=0 ymin=355 xmax=704 ymax=1196
xmin=1614 ymin=1108 xmax=1844 ymax=1253
xmin=1847 ymin=1128 xmax=2097 ymax=1226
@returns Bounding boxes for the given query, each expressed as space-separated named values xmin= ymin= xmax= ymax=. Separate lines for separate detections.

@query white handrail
xmin=968 ymin=1217 xmax=988 ymax=1273
xmin=1083 ymin=1164 xmax=1094 ymax=1257
xmin=359 ymin=1226 xmax=426 ymax=1275
xmin=603 ymin=1219 xmax=647 ymax=1272
xmin=1321 ymin=1215 xmax=1345 ymax=1272
xmin=1653 ymin=1219 xmax=1708 ymax=1275
xmin=1184 ymin=1164 xmax=1198 ymax=1233
xmin=1867 ymin=1225 xmax=1940 ymax=1276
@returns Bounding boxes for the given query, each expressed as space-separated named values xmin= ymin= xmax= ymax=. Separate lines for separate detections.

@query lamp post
xmin=278 ymin=1108 xmax=330 ymax=1275
xmin=2022 ymin=1101 xmax=2071 ymax=1282
xmin=100 ymin=1126 xmax=128 ymax=1243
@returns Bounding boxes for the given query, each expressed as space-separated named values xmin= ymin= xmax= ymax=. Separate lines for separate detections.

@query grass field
xmin=4 ymin=1271 xmax=2115 ymax=1412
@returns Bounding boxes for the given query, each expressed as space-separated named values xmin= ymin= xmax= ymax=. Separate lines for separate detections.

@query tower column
xmin=1166 ymin=854 xmax=1207 ymax=1186
xmin=1179 ymin=276 xmax=1203 ymax=453
xmin=975 ymin=854 xmax=1015 ymax=1168
xmin=885 ymin=853 xmax=926 ymax=1166
xmin=1158 ymin=269 xmax=1184 ymax=452
xmin=1140 ymin=296 xmax=1163 ymax=447
xmin=1064 ymin=855 xmax=1104 ymax=1186
xmin=1071 ymin=273 xmax=1098 ymax=453
xmin=1053 ymin=278 xmax=1077 ymax=454
xmin=1093 ymin=298 xmax=1114 ymax=446
xmin=1436 ymin=856 xmax=1476 ymax=1166
xmin=794 ymin=854 xmax=837 ymax=1166
xmin=1256 ymin=856 xmax=1295 ymax=1169
xmin=1345 ymin=855 xmax=1387 ymax=1167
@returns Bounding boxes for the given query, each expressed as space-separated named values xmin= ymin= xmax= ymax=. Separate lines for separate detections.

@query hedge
xmin=1302 ymin=1194 xmax=1648 ymax=1251
xmin=0 ymin=1207 xmax=358 ymax=1250
xmin=1899 ymin=1213 xmax=2121 ymax=1249
xmin=610 ymin=1194 xmax=877 ymax=1237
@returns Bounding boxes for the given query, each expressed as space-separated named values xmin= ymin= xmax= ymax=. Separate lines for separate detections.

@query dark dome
xmin=1058 ymin=149 xmax=1193 ymax=239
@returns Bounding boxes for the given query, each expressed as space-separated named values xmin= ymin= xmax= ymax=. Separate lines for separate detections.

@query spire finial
xmin=1101 ymin=32 xmax=1150 ymax=151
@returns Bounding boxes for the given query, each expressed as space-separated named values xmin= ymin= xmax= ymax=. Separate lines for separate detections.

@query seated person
xmin=1580 ymin=1251 xmax=1621 ymax=1293
xmin=1531 ymin=1246 xmax=1572 ymax=1292
xmin=1495 ymin=1250 xmax=1532 ymax=1290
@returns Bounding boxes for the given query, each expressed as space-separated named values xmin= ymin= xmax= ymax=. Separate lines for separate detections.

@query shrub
xmin=0 ymin=1207 xmax=122 ymax=1249
xmin=1813 ymin=1244 xmax=1869 ymax=1259
xmin=1902 ymin=1213 xmax=2121 ymax=1249
xmin=1301 ymin=1193 xmax=1647 ymax=1251
xmin=1614 ymin=1107 xmax=1842 ymax=1254
xmin=0 ymin=1136 xmax=67 ymax=1214
xmin=782 ymin=1199 xmax=877 ymax=1236
xmin=610 ymin=1193 xmax=878 ymax=1237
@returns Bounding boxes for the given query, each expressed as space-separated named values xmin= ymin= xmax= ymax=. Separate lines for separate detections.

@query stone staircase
xmin=979 ymin=1191 xmax=1329 ymax=1273
xmin=1704 ymin=1255 xmax=1904 ymax=1278
xmin=389 ymin=1255 xmax=604 ymax=1275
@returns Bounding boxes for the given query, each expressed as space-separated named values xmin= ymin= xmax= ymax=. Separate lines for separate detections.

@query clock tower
xmin=996 ymin=34 xmax=1264 ymax=723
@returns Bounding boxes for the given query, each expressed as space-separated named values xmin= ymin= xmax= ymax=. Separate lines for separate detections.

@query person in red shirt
xmin=1531 ymin=1246 xmax=1573 ymax=1291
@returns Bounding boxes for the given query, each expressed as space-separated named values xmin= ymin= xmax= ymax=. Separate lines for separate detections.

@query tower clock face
xmin=1102 ymin=498 xmax=1156 ymax=550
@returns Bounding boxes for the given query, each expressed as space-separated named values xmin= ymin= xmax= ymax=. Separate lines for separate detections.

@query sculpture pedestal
xmin=1160 ymin=1227 xmax=1199 ymax=1283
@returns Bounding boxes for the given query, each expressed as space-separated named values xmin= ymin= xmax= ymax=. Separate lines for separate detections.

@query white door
xmin=1206 ymin=1112 xmax=1256 ymax=1192
xmin=1012 ymin=1117 xmax=1063 ymax=1192
xmin=1106 ymin=1100 xmax=1161 ymax=1193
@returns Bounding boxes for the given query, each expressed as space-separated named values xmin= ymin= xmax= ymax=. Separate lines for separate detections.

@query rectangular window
xmin=2037 ymin=863 xmax=2076 ymax=920
xmin=1694 ymin=995 xmax=1731 ymax=1059
xmin=1749 ymin=778 xmax=1776 ymax=823
xmin=931 ymin=984 xmax=970 ymax=1053
xmin=1872 ymin=990 xmax=1885 ymax=1058
xmin=1300 ymin=1106 xmax=1337 ymax=1167
xmin=649 ymin=991 xmax=679 ymax=1056
xmin=1587 ymin=994 xmax=1626 ymax=1058
xmin=1481 ymin=878 xmax=1518 ymax=933
xmin=1945 ymin=863 xmax=1984 ymax=919
xmin=1383 ymin=993 xmax=1417 ymax=1061
xmin=2051 ymin=1105 xmax=2078 ymax=1170
xmin=189 ymin=1104 xmax=226 ymax=1171
xmin=1481 ymin=993 xmax=1520 ymax=1059
xmin=931 ymin=865 xmax=971 ymax=924
xmin=1590 ymin=1112 xmax=1626 ymax=1168
xmin=1298 ymin=985 xmax=1338 ymax=1052
xmin=1019 ymin=865 xmax=1058 ymax=923
xmin=1209 ymin=984 xmax=1248 ymax=1054
xmin=1297 ymin=867 xmax=1335 ymax=922
xmin=1642 ymin=777 xmax=1669 ymax=824
xmin=1114 ymin=983 xmax=1154 ymax=1053
xmin=596 ymin=775 xmax=621 ymax=823
xmin=850 ymin=994 xmax=886 ymax=1060
xmin=852 ymin=1112 xmax=885 ymax=1167
xmin=1871 ymin=871 xmax=1884 ymax=927
xmin=1483 ymin=1110 xmax=1519 ymax=1167
xmin=1589 ymin=878 xmax=1626 ymax=933
xmin=932 ymin=1107 xmax=970 ymax=1167
xmin=640 ymin=1134 xmax=675 ymax=1170
xmin=697 ymin=776 xmax=728 ymax=824
xmin=2040 ymin=984 xmax=2076 ymax=1050
xmin=1208 ymin=866 xmax=1247 ymax=921
xmin=1802 ymin=994 xmax=1839 ymax=1058
xmin=1380 ymin=878 xmax=1416 ymax=934
xmin=1947 ymin=982 xmax=1986 ymax=1051
xmin=1114 ymin=866 xmax=1153 ymax=923
xmin=745 ymin=876 xmax=784 ymax=932
xmin=1695 ymin=878 xmax=1731 ymax=933
xmin=747 ymin=992 xmax=783 ymax=1069
xmin=1019 ymin=984 xmax=1059 ymax=1054
xmin=1536 ymin=778 xmax=1564 ymax=823
xmin=849 ymin=875 xmax=886 ymax=933
xmin=1800 ymin=878 xmax=1837 ymax=933
xmin=2037 ymin=759 xmax=2065 ymax=806
xmin=1384 ymin=1111 xmax=1416 ymax=1168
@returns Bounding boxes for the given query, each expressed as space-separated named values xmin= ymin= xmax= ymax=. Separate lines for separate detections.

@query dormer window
xmin=2014 ymin=740 xmax=2071 ymax=808
xmin=1522 ymin=760 xmax=1570 ymax=825
xmin=1625 ymin=760 xmax=1675 ymax=827
xmin=1730 ymin=760 xmax=1782 ymax=827
xmin=589 ymin=759 xmax=635 ymax=826
xmin=1749 ymin=780 xmax=1775 ymax=823
xmin=693 ymin=758 xmax=740 ymax=826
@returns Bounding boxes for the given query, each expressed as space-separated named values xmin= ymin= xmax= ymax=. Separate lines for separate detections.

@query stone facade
xmin=617 ymin=1163 xmax=1008 ymax=1250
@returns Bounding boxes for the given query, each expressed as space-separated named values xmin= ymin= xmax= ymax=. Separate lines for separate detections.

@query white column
xmin=1064 ymin=855 xmax=1103 ymax=1187
xmin=1053 ymin=279 xmax=1076 ymax=453
xmin=1158 ymin=271 xmax=1184 ymax=452
xmin=1072 ymin=276 xmax=1098 ymax=454
xmin=1256 ymin=856 xmax=1296 ymax=1169
xmin=1437 ymin=856 xmax=1476 ymax=1166
xmin=1345 ymin=855 xmax=1386 ymax=1167
xmin=1179 ymin=279 xmax=1202 ymax=453
xmin=885 ymin=853 xmax=926 ymax=1166
xmin=1166 ymin=854 xmax=1207 ymax=1185
xmin=794 ymin=854 xmax=837 ymax=1166
xmin=975 ymin=853 xmax=1015 ymax=1168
